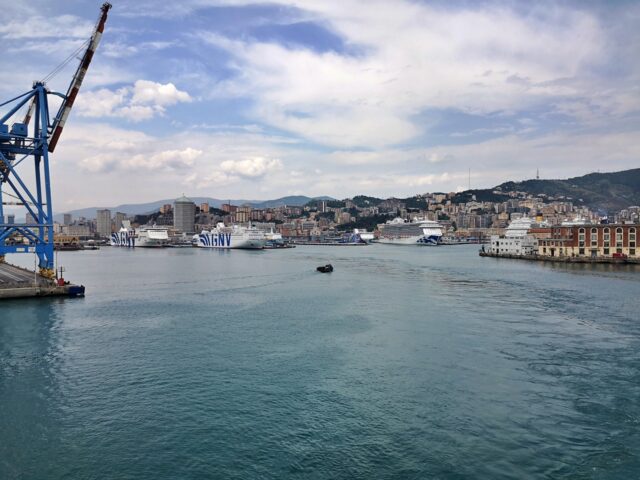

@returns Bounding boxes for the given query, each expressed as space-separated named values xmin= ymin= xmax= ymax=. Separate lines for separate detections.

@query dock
xmin=0 ymin=262 xmax=85 ymax=300
xmin=479 ymin=251 xmax=640 ymax=265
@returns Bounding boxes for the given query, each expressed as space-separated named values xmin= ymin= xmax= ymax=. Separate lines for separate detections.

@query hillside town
xmin=46 ymin=188 xmax=640 ymax=248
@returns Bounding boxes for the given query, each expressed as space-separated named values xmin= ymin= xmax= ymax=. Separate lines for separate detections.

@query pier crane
xmin=0 ymin=3 xmax=111 ymax=278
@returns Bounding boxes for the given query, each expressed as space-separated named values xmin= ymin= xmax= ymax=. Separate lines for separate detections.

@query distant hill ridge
xmin=454 ymin=168 xmax=640 ymax=212
xmin=57 ymin=168 xmax=639 ymax=221
xmin=56 ymin=195 xmax=334 ymax=222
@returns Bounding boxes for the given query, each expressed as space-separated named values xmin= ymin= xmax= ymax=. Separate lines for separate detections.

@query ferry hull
xmin=378 ymin=235 xmax=441 ymax=246
xmin=197 ymin=232 xmax=264 ymax=249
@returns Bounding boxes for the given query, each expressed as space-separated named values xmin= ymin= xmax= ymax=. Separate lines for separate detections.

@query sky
xmin=1 ymin=0 xmax=639 ymax=210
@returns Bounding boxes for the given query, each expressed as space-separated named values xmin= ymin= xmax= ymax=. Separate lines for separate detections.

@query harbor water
xmin=1 ymin=245 xmax=639 ymax=479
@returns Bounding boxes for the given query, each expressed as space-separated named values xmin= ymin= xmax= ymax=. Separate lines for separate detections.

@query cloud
xmin=102 ymin=41 xmax=175 ymax=58
xmin=220 ymin=156 xmax=283 ymax=178
xmin=426 ymin=153 xmax=453 ymax=164
xmin=80 ymin=146 xmax=202 ymax=173
xmin=0 ymin=15 xmax=93 ymax=40
xmin=76 ymin=80 xmax=192 ymax=121
xmin=131 ymin=80 xmax=192 ymax=106
xmin=47 ymin=116 xmax=640 ymax=208
xmin=196 ymin=0 xmax=618 ymax=148
xmin=125 ymin=147 xmax=202 ymax=171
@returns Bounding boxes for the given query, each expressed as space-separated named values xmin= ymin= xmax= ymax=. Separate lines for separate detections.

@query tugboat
xmin=316 ymin=264 xmax=333 ymax=273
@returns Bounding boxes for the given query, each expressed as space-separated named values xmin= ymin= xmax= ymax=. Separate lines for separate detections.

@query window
xmin=630 ymin=228 xmax=636 ymax=248
xmin=604 ymin=228 xmax=610 ymax=248
xmin=579 ymin=247 xmax=585 ymax=255
xmin=616 ymin=227 xmax=623 ymax=248
xmin=591 ymin=228 xmax=598 ymax=247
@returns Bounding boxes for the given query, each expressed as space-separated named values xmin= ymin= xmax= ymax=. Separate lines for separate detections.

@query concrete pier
xmin=479 ymin=251 xmax=640 ymax=265
xmin=0 ymin=262 xmax=85 ymax=300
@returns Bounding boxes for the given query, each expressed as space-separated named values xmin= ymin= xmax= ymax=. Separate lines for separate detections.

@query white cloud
xmin=131 ymin=80 xmax=192 ymax=106
xmin=80 ymin=147 xmax=201 ymax=173
xmin=102 ymin=41 xmax=175 ymax=58
xmin=48 ymin=119 xmax=640 ymax=208
xmin=0 ymin=15 xmax=92 ymax=40
xmin=198 ymin=0 xmax=616 ymax=148
xmin=76 ymin=80 xmax=192 ymax=121
xmin=221 ymin=156 xmax=283 ymax=178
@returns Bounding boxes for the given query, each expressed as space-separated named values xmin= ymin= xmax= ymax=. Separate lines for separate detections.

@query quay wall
xmin=479 ymin=251 xmax=640 ymax=265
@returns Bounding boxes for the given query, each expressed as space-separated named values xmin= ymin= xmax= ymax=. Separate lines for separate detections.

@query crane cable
xmin=41 ymin=38 xmax=90 ymax=84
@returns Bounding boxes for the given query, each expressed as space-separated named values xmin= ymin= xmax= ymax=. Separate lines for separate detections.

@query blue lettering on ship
xmin=199 ymin=233 xmax=233 ymax=248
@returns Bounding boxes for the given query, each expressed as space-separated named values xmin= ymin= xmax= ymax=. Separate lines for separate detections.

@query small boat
xmin=316 ymin=264 xmax=333 ymax=273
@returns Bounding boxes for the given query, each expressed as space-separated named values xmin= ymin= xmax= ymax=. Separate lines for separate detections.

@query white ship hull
xmin=111 ymin=230 xmax=135 ymax=247
xmin=378 ymin=234 xmax=441 ymax=245
xmin=378 ymin=217 xmax=443 ymax=246
xmin=110 ymin=226 xmax=169 ymax=247
xmin=196 ymin=229 xmax=265 ymax=249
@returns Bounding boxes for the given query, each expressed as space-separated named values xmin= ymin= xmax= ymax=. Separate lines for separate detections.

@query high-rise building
xmin=96 ymin=209 xmax=111 ymax=237
xmin=174 ymin=195 xmax=196 ymax=233
xmin=200 ymin=203 xmax=210 ymax=213
xmin=114 ymin=212 xmax=127 ymax=230
xmin=236 ymin=205 xmax=252 ymax=223
xmin=222 ymin=203 xmax=237 ymax=213
xmin=63 ymin=213 xmax=72 ymax=225
xmin=7 ymin=214 xmax=15 ymax=224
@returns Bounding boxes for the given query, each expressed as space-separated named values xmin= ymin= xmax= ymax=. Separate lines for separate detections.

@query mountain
xmin=453 ymin=168 xmax=640 ymax=212
xmin=55 ymin=195 xmax=335 ymax=221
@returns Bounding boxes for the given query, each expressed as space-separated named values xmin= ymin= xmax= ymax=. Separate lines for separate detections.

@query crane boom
xmin=48 ymin=2 xmax=111 ymax=153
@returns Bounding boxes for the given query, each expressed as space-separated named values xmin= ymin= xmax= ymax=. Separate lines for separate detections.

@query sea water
xmin=1 ymin=245 xmax=639 ymax=479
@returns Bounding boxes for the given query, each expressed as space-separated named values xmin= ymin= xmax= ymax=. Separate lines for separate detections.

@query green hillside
xmin=451 ymin=168 xmax=640 ymax=212
xmin=497 ymin=168 xmax=640 ymax=211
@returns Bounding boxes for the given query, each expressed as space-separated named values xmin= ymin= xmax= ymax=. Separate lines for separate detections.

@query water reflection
xmin=0 ymin=301 xmax=64 ymax=478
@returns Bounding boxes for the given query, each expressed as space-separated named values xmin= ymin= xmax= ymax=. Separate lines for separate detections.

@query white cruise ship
xmin=110 ymin=222 xmax=169 ymax=247
xmin=378 ymin=217 xmax=443 ymax=245
xmin=195 ymin=223 xmax=265 ymax=249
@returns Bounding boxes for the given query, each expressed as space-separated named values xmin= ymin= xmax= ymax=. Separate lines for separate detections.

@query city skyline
xmin=1 ymin=0 xmax=639 ymax=210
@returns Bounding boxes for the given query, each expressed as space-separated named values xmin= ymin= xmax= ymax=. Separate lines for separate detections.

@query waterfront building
xmin=537 ymin=224 xmax=638 ymax=258
xmin=63 ymin=224 xmax=92 ymax=238
xmin=96 ymin=209 xmax=111 ymax=237
xmin=174 ymin=195 xmax=196 ymax=234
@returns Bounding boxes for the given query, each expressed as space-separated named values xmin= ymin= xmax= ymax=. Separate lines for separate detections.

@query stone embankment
xmin=479 ymin=251 xmax=640 ymax=265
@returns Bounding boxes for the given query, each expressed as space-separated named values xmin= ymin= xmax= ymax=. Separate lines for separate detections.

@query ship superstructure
xmin=378 ymin=217 xmax=443 ymax=245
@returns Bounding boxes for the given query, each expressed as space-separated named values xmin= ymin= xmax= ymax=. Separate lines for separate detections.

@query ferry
xmin=195 ymin=223 xmax=265 ymax=249
xmin=378 ymin=217 xmax=443 ymax=245
xmin=111 ymin=224 xmax=135 ymax=247
xmin=110 ymin=222 xmax=169 ymax=247
xmin=354 ymin=229 xmax=374 ymax=243
xmin=136 ymin=225 xmax=170 ymax=247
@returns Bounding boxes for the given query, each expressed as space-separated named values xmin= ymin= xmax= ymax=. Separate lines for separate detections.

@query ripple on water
xmin=1 ymin=245 xmax=639 ymax=479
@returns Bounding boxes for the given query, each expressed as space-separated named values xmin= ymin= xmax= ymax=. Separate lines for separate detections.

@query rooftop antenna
xmin=468 ymin=168 xmax=471 ymax=191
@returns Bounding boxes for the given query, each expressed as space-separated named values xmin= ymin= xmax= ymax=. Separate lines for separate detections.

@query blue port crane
xmin=0 ymin=3 xmax=111 ymax=278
